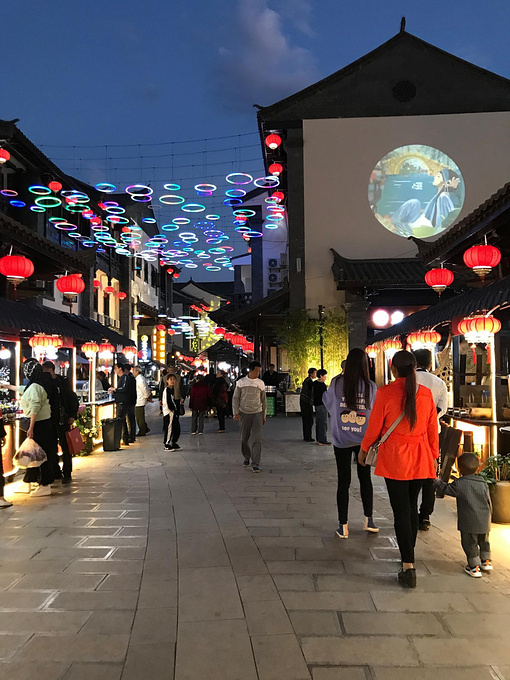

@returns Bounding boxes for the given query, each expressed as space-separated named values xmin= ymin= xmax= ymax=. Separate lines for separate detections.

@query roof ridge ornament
xmin=400 ymin=16 xmax=406 ymax=33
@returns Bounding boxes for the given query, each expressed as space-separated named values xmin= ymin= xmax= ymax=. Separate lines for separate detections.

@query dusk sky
xmin=3 ymin=0 xmax=509 ymax=279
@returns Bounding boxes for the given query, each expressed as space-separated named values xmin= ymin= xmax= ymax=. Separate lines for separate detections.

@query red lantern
xmin=93 ymin=279 xmax=101 ymax=290
xmin=98 ymin=342 xmax=115 ymax=357
xmin=122 ymin=346 xmax=137 ymax=361
xmin=463 ymin=245 xmax=501 ymax=280
xmin=90 ymin=217 xmax=102 ymax=226
xmin=365 ymin=345 xmax=379 ymax=359
xmin=224 ymin=332 xmax=233 ymax=341
xmin=29 ymin=334 xmax=63 ymax=350
xmin=117 ymin=291 xmax=127 ymax=300
xmin=167 ymin=329 xmax=176 ymax=336
xmin=81 ymin=342 xmax=99 ymax=359
xmin=382 ymin=339 xmax=402 ymax=352
xmin=0 ymin=149 xmax=11 ymax=164
xmin=268 ymin=163 xmax=283 ymax=176
xmin=82 ymin=209 xmax=94 ymax=219
xmin=271 ymin=191 xmax=284 ymax=203
xmin=56 ymin=273 xmax=85 ymax=297
xmin=0 ymin=255 xmax=34 ymax=290
xmin=214 ymin=327 xmax=226 ymax=335
xmin=156 ymin=324 xmax=166 ymax=331
xmin=265 ymin=134 xmax=281 ymax=150
xmin=425 ymin=268 xmax=454 ymax=295
xmin=231 ymin=335 xmax=244 ymax=346
xmin=48 ymin=181 xmax=62 ymax=193
xmin=104 ymin=286 xmax=115 ymax=295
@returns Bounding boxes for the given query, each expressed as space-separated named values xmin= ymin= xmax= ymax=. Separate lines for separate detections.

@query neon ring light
xmin=205 ymin=266 xmax=221 ymax=271
xmin=130 ymin=194 xmax=152 ymax=203
xmin=181 ymin=203 xmax=205 ymax=213
xmin=226 ymin=173 xmax=253 ymax=185
xmin=208 ymin=248 xmax=226 ymax=254
xmin=104 ymin=205 xmax=125 ymax=214
xmin=225 ymin=189 xmax=246 ymax=198
xmin=106 ymin=216 xmax=129 ymax=224
xmin=163 ymin=183 xmax=181 ymax=191
xmin=34 ymin=196 xmax=62 ymax=208
xmin=205 ymin=214 xmax=220 ymax=221
xmin=95 ymin=183 xmax=117 ymax=193
xmin=142 ymin=217 xmax=157 ymax=223
xmin=223 ymin=198 xmax=243 ymax=206
xmin=54 ymin=222 xmax=77 ymax=231
xmin=245 ymin=230 xmax=263 ymax=237
xmin=159 ymin=194 xmax=185 ymax=205
xmin=254 ymin=176 xmax=280 ymax=188
xmin=29 ymin=185 xmax=52 ymax=196
xmin=0 ymin=189 xmax=18 ymax=197
xmin=162 ymin=224 xmax=179 ymax=232
xmin=10 ymin=200 xmax=25 ymax=208
xmin=30 ymin=206 xmax=46 ymax=212
xmin=125 ymin=184 xmax=153 ymax=196
xmin=194 ymin=183 xmax=217 ymax=193
xmin=233 ymin=209 xmax=256 ymax=217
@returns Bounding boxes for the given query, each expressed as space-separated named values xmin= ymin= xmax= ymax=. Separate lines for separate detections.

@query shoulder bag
xmin=364 ymin=411 xmax=405 ymax=467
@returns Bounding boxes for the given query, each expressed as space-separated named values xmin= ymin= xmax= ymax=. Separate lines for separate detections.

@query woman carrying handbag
xmin=359 ymin=350 xmax=439 ymax=588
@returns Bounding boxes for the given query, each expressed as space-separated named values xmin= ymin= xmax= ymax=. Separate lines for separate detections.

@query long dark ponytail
xmin=343 ymin=348 xmax=372 ymax=410
xmin=391 ymin=350 xmax=417 ymax=430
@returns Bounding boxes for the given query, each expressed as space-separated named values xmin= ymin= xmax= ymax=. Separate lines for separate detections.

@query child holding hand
xmin=435 ymin=453 xmax=492 ymax=578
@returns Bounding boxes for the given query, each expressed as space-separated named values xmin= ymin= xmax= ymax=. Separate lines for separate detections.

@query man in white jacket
xmin=133 ymin=367 xmax=152 ymax=436
xmin=233 ymin=361 xmax=267 ymax=472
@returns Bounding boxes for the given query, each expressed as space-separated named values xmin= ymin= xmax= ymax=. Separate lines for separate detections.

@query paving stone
xmin=122 ymin=642 xmax=175 ymax=680
xmin=138 ymin=578 xmax=178 ymax=608
xmin=0 ymin=661 xmax=69 ymax=680
xmin=302 ymin=636 xmax=418 ymax=666
xmin=443 ymin=612 xmax=510 ymax=636
xmin=371 ymin=591 xmax=474 ymax=613
xmin=65 ymin=559 xmax=144 ymax=574
xmin=289 ymin=610 xmax=343 ymax=636
xmin=273 ymin=574 xmax=316 ymax=591
xmin=79 ymin=610 xmax=135 ymax=635
xmin=372 ymin=668 xmax=497 ymax=680
xmin=178 ymin=532 xmax=230 ymax=568
xmin=179 ymin=566 xmax=244 ymax=622
xmin=245 ymin=600 xmax=293 ymax=635
xmin=62 ymin=663 xmax=123 ymax=680
xmin=224 ymin=536 xmax=268 ymax=575
xmin=466 ymin=593 xmax=510 ymax=613
xmin=12 ymin=573 xmax=104 ymax=592
xmin=236 ymin=574 xmax=280 ymax=602
xmin=260 ymin=547 xmax=296 ymax=561
xmin=175 ymin=620 xmax=257 ymax=680
xmin=311 ymin=668 xmax=367 ymax=680
xmin=130 ymin=607 xmax=177 ymax=645
xmin=15 ymin=634 xmax=129 ymax=662
xmin=281 ymin=591 xmax=375 ymax=612
xmin=413 ymin=637 xmax=510 ymax=666
xmin=0 ymin=590 xmax=53 ymax=610
xmin=342 ymin=612 xmax=445 ymax=635
xmin=47 ymin=590 xmax=138 ymax=610
xmin=267 ymin=561 xmax=345 ymax=575
xmin=252 ymin=634 xmax=311 ymax=680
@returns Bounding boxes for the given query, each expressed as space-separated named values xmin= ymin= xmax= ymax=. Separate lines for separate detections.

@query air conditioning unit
xmin=268 ymin=258 xmax=278 ymax=268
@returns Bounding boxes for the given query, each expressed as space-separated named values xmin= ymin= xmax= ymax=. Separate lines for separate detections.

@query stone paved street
xmin=1 ymin=405 xmax=510 ymax=680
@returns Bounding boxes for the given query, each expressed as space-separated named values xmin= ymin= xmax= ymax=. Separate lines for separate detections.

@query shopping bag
xmin=14 ymin=438 xmax=47 ymax=468
xmin=66 ymin=427 xmax=85 ymax=456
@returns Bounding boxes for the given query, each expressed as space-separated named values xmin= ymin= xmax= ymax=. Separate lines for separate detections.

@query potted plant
xmin=75 ymin=406 xmax=99 ymax=455
xmin=478 ymin=454 xmax=510 ymax=523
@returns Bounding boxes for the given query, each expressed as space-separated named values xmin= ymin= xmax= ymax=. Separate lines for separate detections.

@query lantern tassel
xmin=486 ymin=343 xmax=491 ymax=364
xmin=471 ymin=345 xmax=477 ymax=364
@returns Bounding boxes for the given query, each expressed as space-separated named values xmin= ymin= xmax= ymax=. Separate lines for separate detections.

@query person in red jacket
xmin=359 ymin=350 xmax=438 ymax=589
xmin=189 ymin=375 xmax=212 ymax=435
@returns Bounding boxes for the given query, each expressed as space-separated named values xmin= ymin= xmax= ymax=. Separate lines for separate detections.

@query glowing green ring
xmin=181 ymin=203 xmax=205 ymax=213
xmin=233 ymin=209 xmax=256 ymax=217
xmin=29 ymin=185 xmax=52 ymax=196
xmin=35 ymin=196 xmax=62 ymax=208
xmin=159 ymin=194 xmax=185 ymax=205
xmin=163 ymin=183 xmax=181 ymax=191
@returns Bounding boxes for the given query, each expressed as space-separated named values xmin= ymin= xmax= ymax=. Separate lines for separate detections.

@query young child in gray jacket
xmin=435 ymin=453 xmax=492 ymax=578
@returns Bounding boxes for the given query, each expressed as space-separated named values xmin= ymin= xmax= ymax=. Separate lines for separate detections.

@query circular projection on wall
xmin=368 ymin=145 xmax=465 ymax=239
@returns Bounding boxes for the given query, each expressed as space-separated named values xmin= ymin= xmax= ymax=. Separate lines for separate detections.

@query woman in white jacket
xmin=133 ymin=367 xmax=152 ymax=436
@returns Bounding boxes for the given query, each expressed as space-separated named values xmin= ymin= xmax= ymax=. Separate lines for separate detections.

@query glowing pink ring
xmin=254 ymin=176 xmax=280 ymax=188
xmin=125 ymin=184 xmax=153 ymax=196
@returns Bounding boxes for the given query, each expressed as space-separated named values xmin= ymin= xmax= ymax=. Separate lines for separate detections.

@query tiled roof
xmin=331 ymin=249 xmax=427 ymax=288
xmin=373 ymin=276 xmax=510 ymax=342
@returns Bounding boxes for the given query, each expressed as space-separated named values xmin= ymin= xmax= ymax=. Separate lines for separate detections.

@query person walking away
xmin=109 ymin=363 xmax=137 ymax=445
xmin=19 ymin=359 xmax=58 ymax=497
xmin=233 ymin=361 xmax=266 ymax=473
xmin=0 ymin=409 xmax=12 ymax=507
xmin=359 ymin=350 xmax=438 ymax=588
xmin=133 ymin=366 xmax=152 ymax=436
xmin=42 ymin=361 xmax=79 ymax=484
xmin=314 ymin=369 xmax=330 ymax=445
xmin=322 ymin=349 xmax=377 ymax=538
xmin=162 ymin=373 xmax=181 ymax=450
xmin=212 ymin=370 xmax=229 ymax=433
xmin=189 ymin=375 xmax=212 ymax=435
xmin=435 ymin=453 xmax=492 ymax=578
xmin=262 ymin=364 xmax=280 ymax=388
xmin=413 ymin=348 xmax=449 ymax=531
xmin=158 ymin=369 xmax=168 ymax=415
xmin=300 ymin=367 xmax=317 ymax=442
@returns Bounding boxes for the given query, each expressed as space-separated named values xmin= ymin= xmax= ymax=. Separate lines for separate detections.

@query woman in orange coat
xmin=359 ymin=350 xmax=439 ymax=588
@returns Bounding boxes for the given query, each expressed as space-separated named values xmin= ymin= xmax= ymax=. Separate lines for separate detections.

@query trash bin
xmin=101 ymin=418 xmax=123 ymax=451
xmin=265 ymin=386 xmax=276 ymax=417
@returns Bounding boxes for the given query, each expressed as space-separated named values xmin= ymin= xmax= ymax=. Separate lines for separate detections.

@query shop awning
xmin=372 ymin=276 xmax=510 ymax=342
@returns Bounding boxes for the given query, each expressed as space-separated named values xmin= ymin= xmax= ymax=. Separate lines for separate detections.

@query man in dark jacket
xmin=42 ymin=361 xmax=80 ymax=483
xmin=262 ymin=364 xmax=280 ymax=388
xmin=300 ymin=367 xmax=317 ymax=442
xmin=110 ymin=362 xmax=137 ymax=445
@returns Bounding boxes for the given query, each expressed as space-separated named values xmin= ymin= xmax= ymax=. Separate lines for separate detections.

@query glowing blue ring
xmin=10 ymin=200 xmax=25 ymax=207
xmin=235 ymin=226 xmax=250 ymax=233
xmin=163 ymin=183 xmax=181 ymax=191
xmin=181 ymin=203 xmax=205 ymax=213
xmin=264 ymin=222 xmax=279 ymax=230
xmin=104 ymin=205 xmax=125 ymax=214
xmin=106 ymin=215 xmax=129 ymax=224
xmin=81 ymin=240 xmax=97 ymax=247
xmin=197 ymin=253 xmax=210 ymax=259
xmin=68 ymin=233 xmax=85 ymax=239
xmin=159 ymin=194 xmax=185 ymax=205
xmin=223 ymin=198 xmax=243 ymax=206
xmin=233 ymin=209 xmax=256 ymax=217
xmin=172 ymin=217 xmax=190 ymax=225
xmin=226 ymin=173 xmax=253 ymax=185
xmin=142 ymin=217 xmax=157 ymax=223
xmin=208 ymin=248 xmax=226 ymax=254
xmin=215 ymin=257 xmax=230 ymax=263
xmin=205 ymin=266 xmax=222 ymax=271
xmin=182 ymin=247 xmax=194 ymax=253
xmin=125 ymin=184 xmax=153 ymax=196
xmin=244 ymin=230 xmax=263 ymax=237
xmin=95 ymin=182 xmax=117 ymax=193
xmin=265 ymin=213 xmax=284 ymax=221
xmin=66 ymin=204 xmax=88 ymax=213
xmin=194 ymin=183 xmax=217 ymax=192
xmin=203 ymin=230 xmax=224 ymax=238
xmin=254 ymin=176 xmax=280 ymax=188
xmin=185 ymin=263 xmax=198 ymax=269
xmin=225 ymin=189 xmax=246 ymax=198
xmin=29 ymin=185 xmax=52 ymax=196
xmin=205 ymin=214 xmax=220 ymax=221
xmin=30 ymin=205 xmax=46 ymax=212
xmin=162 ymin=224 xmax=179 ymax=232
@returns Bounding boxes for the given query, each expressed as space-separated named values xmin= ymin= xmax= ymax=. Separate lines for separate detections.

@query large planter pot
xmin=490 ymin=481 xmax=510 ymax=523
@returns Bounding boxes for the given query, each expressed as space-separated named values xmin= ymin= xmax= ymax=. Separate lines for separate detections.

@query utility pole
xmin=318 ymin=305 xmax=325 ymax=370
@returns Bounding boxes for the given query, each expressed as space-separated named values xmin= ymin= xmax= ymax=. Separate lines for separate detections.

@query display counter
xmin=445 ymin=408 xmax=510 ymax=459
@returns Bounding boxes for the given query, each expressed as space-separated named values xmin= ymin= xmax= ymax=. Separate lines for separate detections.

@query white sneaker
xmin=30 ymin=485 xmax=51 ymax=497
xmin=0 ymin=498 xmax=13 ymax=508
xmin=14 ymin=482 xmax=32 ymax=494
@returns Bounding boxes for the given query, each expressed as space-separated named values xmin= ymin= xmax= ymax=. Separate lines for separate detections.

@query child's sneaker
xmin=464 ymin=565 xmax=482 ymax=578
xmin=480 ymin=560 xmax=493 ymax=572
xmin=252 ymin=465 xmax=260 ymax=473
xmin=335 ymin=524 xmax=349 ymax=539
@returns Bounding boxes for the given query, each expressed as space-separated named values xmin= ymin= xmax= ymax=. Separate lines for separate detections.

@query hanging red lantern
xmin=407 ymin=331 xmax=441 ymax=348
xmin=117 ymin=291 xmax=127 ymax=300
xmin=224 ymin=332 xmax=233 ymax=341
xmin=29 ymin=334 xmax=63 ymax=350
xmin=48 ymin=181 xmax=62 ymax=193
xmin=56 ymin=273 xmax=85 ymax=297
xmin=365 ymin=345 xmax=379 ymax=359
xmin=425 ymin=268 xmax=454 ymax=295
xmin=0 ymin=149 xmax=11 ymax=164
xmin=98 ymin=342 xmax=115 ymax=358
xmin=90 ymin=217 xmax=102 ymax=226
xmin=0 ymin=255 xmax=34 ymax=290
xmin=167 ymin=329 xmax=176 ymax=336
xmin=104 ymin=286 xmax=115 ymax=295
xmin=122 ymin=346 xmax=137 ymax=361
xmin=214 ymin=327 xmax=226 ymax=335
xmin=264 ymin=134 xmax=281 ymax=150
xmin=268 ymin=163 xmax=283 ymax=176
xmin=458 ymin=315 xmax=501 ymax=363
xmin=271 ymin=191 xmax=284 ymax=203
xmin=93 ymin=279 xmax=101 ymax=290
xmin=156 ymin=324 xmax=166 ymax=331
xmin=463 ymin=245 xmax=501 ymax=280
xmin=81 ymin=342 xmax=99 ymax=359
xmin=231 ymin=335 xmax=244 ymax=346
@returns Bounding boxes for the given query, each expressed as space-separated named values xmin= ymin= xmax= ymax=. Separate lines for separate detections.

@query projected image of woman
xmin=392 ymin=168 xmax=462 ymax=237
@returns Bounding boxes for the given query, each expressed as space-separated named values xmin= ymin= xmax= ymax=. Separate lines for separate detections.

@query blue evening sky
xmin=2 ymin=1 xmax=508 ymax=279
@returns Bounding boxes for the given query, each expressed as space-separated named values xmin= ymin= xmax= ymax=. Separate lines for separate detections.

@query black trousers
xmin=385 ymin=478 xmax=426 ymax=564
xmin=333 ymin=446 xmax=373 ymax=524
xmin=23 ymin=419 xmax=58 ymax=487
xmin=419 ymin=478 xmax=436 ymax=522
xmin=163 ymin=413 xmax=180 ymax=445
xmin=117 ymin=403 xmax=136 ymax=444
xmin=55 ymin=425 xmax=72 ymax=478
xmin=217 ymin=406 xmax=226 ymax=430
xmin=300 ymin=402 xmax=314 ymax=440
xmin=0 ymin=444 xmax=4 ymax=496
